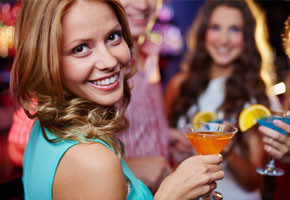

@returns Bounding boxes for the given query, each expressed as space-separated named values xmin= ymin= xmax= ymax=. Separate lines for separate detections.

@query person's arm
xmin=225 ymin=128 xmax=265 ymax=191
xmin=52 ymin=143 xmax=127 ymax=200
xmin=155 ymin=154 xmax=224 ymax=200
xmin=259 ymin=119 xmax=290 ymax=164
xmin=124 ymin=156 xmax=172 ymax=193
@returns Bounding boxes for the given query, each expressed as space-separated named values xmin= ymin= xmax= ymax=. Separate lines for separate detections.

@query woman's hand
xmin=259 ymin=119 xmax=290 ymax=164
xmin=154 ymin=154 xmax=224 ymax=200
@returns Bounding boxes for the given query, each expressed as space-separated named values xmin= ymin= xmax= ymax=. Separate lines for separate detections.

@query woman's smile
xmin=88 ymin=72 xmax=120 ymax=92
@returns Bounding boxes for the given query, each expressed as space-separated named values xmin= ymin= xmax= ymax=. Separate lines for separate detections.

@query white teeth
xmin=110 ymin=77 xmax=114 ymax=83
xmin=131 ymin=15 xmax=146 ymax=20
xmin=93 ymin=74 xmax=118 ymax=86
xmin=105 ymin=79 xmax=109 ymax=85
xmin=217 ymin=47 xmax=229 ymax=53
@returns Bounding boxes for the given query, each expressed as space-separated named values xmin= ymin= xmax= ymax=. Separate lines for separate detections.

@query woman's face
xmin=60 ymin=1 xmax=131 ymax=106
xmin=120 ymin=0 xmax=157 ymax=39
xmin=205 ymin=5 xmax=244 ymax=67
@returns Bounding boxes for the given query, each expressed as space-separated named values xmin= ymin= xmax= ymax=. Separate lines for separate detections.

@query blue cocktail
xmin=256 ymin=114 xmax=290 ymax=176
xmin=258 ymin=116 xmax=290 ymax=135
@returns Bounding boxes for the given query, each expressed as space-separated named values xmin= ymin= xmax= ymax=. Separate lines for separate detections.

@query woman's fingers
xmin=273 ymin=120 xmax=290 ymax=134
xmin=189 ymin=183 xmax=215 ymax=198
xmin=264 ymin=144 xmax=285 ymax=159
xmin=259 ymin=125 xmax=285 ymax=142
xmin=260 ymin=123 xmax=290 ymax=157
xmin=186 ymin=173 xmax=222 ymax=199
xmin=209 ymin=170 xmax=224 ymax=182
xmin=263 ymin=136 xmax=287 ymax=150
xmin=194 ymin=154 xmax=223 ymax=165
xmin=205 ymin=163 xmax=223 ymax=173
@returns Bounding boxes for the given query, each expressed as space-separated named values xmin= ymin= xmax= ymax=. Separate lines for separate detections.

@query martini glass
xmin=256 ymin=110 xmax=290 ymax=176
xmin=182 ymin=123 xmax=238 ymax=200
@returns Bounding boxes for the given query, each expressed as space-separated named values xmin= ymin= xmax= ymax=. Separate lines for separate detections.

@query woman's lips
xmin=127 ymin=14 xmax=148 ymax=25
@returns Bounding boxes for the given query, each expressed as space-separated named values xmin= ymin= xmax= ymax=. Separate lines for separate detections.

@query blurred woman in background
xmin=164 ymin=0 xmax=280 ymax=199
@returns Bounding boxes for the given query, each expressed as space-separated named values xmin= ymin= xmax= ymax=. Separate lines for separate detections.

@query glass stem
xmin=266 ymin=155 xmax=276 ymax=169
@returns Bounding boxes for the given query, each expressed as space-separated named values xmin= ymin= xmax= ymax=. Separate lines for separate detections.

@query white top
xmin=177 ymin=77 xmax=226 ymax=128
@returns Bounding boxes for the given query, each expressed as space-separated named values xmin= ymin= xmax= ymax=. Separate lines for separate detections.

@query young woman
xmin=164 ymin=0 xmax=280 ymax=199
xmin=8 ymin=0 xmax=189 ymax=191
xmin=11 ymin=0 xmax=224 ymax=199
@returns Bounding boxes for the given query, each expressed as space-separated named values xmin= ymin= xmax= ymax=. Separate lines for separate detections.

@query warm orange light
xmin=0 ymin=25 xmax=14 ymax=58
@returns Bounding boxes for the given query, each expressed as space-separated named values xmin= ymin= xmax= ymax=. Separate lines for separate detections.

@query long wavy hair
xmin=170 ymin=0 xmax=275 ymax=128
xmin=10 ymin=0 xmax=134 ymax=156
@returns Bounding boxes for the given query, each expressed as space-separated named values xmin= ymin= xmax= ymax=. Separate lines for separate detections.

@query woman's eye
xmin=71 ymin=44 xmax=89 ymax=55
xmin=107 ymin=31 xmax=122 ymax=44
xmin=229 ymin=26 xmax=242 ymax=33
xmin=209 ymin=24 xmax=220 ymax=31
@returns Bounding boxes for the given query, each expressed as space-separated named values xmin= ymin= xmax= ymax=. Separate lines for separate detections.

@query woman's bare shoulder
xmin=53 ymin=142 xmax=127 ymax=200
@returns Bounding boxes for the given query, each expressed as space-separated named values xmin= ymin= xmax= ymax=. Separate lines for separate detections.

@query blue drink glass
xmin=256 ymin=113 xmax=290 ymax=176
xmin=258 ymin=116 xmax=290 ymax=135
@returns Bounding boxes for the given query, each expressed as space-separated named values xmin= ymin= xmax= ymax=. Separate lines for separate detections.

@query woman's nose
xmin=93 ymin=46 xmax=117 ymax=71
xmin=129 ymin=0 xmax=148 ymax=10
xmin=219 ymin=30 xmax=229 ymax=44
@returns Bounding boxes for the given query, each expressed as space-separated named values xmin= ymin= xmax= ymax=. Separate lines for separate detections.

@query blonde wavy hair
xmin=10 ymin=0 xmax=134 ymax=156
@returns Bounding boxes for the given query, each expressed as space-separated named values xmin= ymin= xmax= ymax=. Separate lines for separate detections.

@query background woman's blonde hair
xmin=245 ymin=0 xmax=276 ymax=90
xmin=10 ymin=0 xmax=134 ymax=156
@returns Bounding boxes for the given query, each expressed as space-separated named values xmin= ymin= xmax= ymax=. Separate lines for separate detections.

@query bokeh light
xmin=0 ymin=2 xmax=20 ymax=58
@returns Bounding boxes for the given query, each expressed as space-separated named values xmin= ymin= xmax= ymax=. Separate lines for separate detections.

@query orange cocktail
xmin=182 ymin=123 xmax=237 ymax=200
xmin=185 ymin=131 xmax=233 ymax=155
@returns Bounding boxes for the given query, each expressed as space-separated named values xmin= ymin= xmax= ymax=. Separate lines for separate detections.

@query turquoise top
xmin=23 ymin=121 xmax=153 ymax=200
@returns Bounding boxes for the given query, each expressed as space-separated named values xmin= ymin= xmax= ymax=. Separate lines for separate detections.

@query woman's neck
xmin=210 ymin=63 xmax=234 ymax=80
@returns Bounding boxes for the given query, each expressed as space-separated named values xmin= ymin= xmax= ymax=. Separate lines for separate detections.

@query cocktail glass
xmin=256 ymin=110 xmax=290 ymax=176
xmin=182 ymin=123 xmax=238 ymax=200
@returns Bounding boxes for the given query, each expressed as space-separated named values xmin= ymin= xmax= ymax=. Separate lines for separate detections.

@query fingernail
xmin=218 ymin=154 xmax=223 ymax=161
xmin=273 ymin=120 xmax=280 ymax=125
xmin=263 ymin=137 xmax=267 ymax=142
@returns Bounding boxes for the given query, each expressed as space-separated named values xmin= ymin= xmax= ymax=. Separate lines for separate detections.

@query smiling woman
xmin=10 ymin=0 xmax=137 ymax=199
xmin=164 ymin=0 xmax=279 ymax=199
